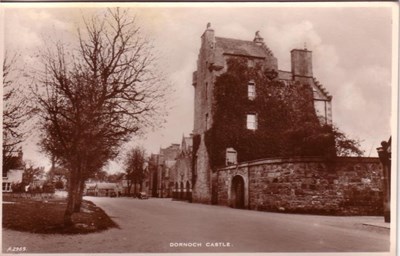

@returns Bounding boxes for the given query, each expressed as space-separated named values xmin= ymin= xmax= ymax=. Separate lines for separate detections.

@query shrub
xmin=11 ymin=182 xmax=26 ymax=193
xmin=42 ymin=183 xmax=55 ymax=193
xmin=55 ymin=180 xmax=64 ymax=189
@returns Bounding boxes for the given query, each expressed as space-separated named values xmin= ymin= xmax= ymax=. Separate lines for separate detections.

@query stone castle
xmin=148 ymin=24 xmax=383 ymax=215
xmin=191 ymin=24 xmax=332 ymax=204
xmin=192 ymin=24 xmax=382 ymax=214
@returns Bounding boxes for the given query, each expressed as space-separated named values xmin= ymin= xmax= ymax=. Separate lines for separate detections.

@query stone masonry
xmin=215 ymin=157 xmax=383 ymax=215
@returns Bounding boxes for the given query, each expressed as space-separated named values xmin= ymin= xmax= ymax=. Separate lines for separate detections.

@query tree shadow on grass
xmin=3 ymin=198 xmax=119 ymax=234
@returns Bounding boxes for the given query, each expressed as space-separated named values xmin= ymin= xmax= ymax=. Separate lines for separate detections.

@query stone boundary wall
xmin=216 ymin=157 xmax=383 ymax=215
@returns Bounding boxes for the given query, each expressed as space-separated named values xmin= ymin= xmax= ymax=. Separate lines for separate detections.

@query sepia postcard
xmin=1 ymin=2 xmax=398 ymax=255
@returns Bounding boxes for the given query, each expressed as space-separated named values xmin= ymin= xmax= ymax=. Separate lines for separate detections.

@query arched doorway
xmin=231 ymin=175 xmax=245 ymax=209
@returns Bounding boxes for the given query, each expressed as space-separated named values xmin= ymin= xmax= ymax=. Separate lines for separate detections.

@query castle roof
xmin=215 ymin=37 xmax=271 ymax=59
xmin=313 ymin=77 xmax=332 ymax=100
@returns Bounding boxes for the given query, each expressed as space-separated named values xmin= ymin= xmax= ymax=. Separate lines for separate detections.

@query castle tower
xmin=191 ymin=25 xmax=279 ymax=204
xmin=191 ymin=25 xmax=333 ymax=206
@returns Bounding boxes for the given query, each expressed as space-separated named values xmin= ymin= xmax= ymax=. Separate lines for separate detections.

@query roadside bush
xmin=28 ymin=185 xmax=42 ymax=194
xmin=11 ymin=182 xmax=26 ymax=193
xmin=55 ymin=180 xmax=64 ymax=189
xmin=42 ymin=183 xmax=55 ymax=193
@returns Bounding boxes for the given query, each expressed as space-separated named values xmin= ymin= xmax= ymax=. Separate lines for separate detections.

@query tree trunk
xmin=64 ymin=170 xmax=78 ymax=227
xmin=74 ymin=177 xmax=85 ymax=212
xmin=134 ymin=182 xmax=137 ymax=195
xmin=127 ymin=180 xmax=132 ymax=196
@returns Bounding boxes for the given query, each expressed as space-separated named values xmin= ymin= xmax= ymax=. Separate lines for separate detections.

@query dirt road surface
xmin=2 ymin=197 xmax=390 ymax=253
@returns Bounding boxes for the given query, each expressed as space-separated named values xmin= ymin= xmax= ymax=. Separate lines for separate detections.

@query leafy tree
xmin=124 ymin=146 xmax=146 ymax=196
xmin=94 ymin=170 xmax=109 ymax=182
xmin=32 ymin=8 xmax=169 ymax=226
xmin=331 ymin=125 xmax=364 ymax=157
xmin=107 ymin=172 xmax=125 ymax=183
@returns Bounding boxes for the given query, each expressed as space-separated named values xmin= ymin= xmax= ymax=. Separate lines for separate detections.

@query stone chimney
xmin=253 ymin=31 xmax=264 ymax=46
xmin=291 ymin=48 xmax=313 ymax=78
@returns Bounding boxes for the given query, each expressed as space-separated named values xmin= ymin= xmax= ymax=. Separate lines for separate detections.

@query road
xmin=2 ymin=197 xmax=390 ymax=253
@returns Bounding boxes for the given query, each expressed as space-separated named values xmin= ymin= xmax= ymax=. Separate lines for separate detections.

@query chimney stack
xmin=291 ymin=49 xmax=313 ymax=78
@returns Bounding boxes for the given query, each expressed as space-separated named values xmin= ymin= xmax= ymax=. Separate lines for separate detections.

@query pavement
xmin=363 ymin=221 xmax=391 ymax=229
xmin=2 ymin=197 xmax=391 ymax=254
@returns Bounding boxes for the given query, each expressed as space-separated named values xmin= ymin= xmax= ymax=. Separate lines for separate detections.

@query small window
xmin=205 ymin=113 xmax=209 ymax=130
xmin=205 ymin=82 xmax=208 ymax=100
xmin=248 ymin=81 xmax=256 ymax=100
xmin=248 ymin=59 xmax=255 ymax=67
xmin=246 ymin=114 xmax=257 ymax=130
xmin=226 ymin=148 xmax=237 ymax=166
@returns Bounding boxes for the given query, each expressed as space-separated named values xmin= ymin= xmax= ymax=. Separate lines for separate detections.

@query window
xmin=246 ymin=114 xmax=257 ymax=130
xmin=248 ymin=59 xmax=255 ymax=67
xmin=205 ymin=113 xmax=209 ymax=130
xmin=205 ymin=82 xmax=208 ymax=100
xmin=226 ymin=148 xmax=237 ymax=166
xmin=248 ymin=81 xmax=256 ymax=100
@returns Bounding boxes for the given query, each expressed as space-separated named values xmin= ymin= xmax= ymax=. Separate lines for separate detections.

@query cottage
xmin=2 ymin=169 xmax=24 ymax=192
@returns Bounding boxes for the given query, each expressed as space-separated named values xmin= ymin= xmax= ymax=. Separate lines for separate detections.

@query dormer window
xmin=248 ymin=80 xmax=256 ymax=100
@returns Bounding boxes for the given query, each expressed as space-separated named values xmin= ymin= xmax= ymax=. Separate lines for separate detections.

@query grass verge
xmin=3 ymin=197 xmax=118 ymax=234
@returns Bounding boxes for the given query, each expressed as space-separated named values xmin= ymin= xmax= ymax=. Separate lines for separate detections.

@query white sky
xmin=2 ymin=3 xmax=396 ymax=173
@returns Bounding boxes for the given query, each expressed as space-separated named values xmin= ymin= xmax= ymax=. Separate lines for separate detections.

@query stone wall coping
xmin=217 ymin=156 xmax=380 ymax=171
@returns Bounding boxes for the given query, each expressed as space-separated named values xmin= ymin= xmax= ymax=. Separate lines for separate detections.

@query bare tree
xmin=22 ymin=163 xmax=45 ymax=186
xmin=33 ymin=8 xmax=169 ymax=226
xmin=123 ymin=146 xmax=146 ymax=196
xmin=2 ymin=53 xmax=32 ymax=175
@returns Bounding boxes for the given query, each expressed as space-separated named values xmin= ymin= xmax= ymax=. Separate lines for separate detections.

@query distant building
xmin=147 ymin=136 xmax=194 ymax=200
xmin=148 ymin=144 xmax=180 ymax=198
xmin=84 ymin=182 xmax=122 ymax=197
xmin=170 ymin=135 xmax=193 ymax=201
xmin=2 ymin=169 xmax=24 ymax=192
xmin=2 ymin=149 xmax=24 ymax=193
